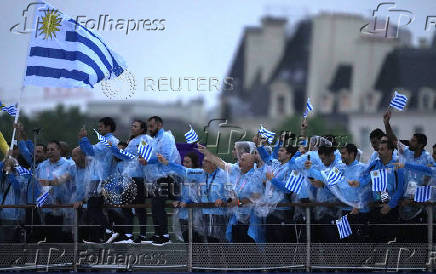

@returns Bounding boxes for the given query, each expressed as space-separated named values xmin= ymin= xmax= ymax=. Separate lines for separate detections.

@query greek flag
xmin=414 ymin=186 xmax=432 ymax=203
xmin=184 ymin=125 xmax=199 ymax=144
xmin=370 ymin=169 xmax=388 ymax=192
xmin=93 ymin=129 xmax=111 ymax=147
xmin=258 ymin=125 xmax=275 ymax=144
xmin=336 ymin=215 xmax=352 ymax=239
xmin=389 ymin=91 xmax=408 ymax=111
xmin=303 ymin=98 xmax=313 ymax=118
xmin=285 ymin=170 xmax=305 ymax=194
xmin=15 ymin=166 xmax=32 ymax=176
xmin=321 ymin=167 xmax=344 ymax=186
xmin=119 ymin=149 xmax=135 ymax=160
xmin=0 ymin=102 xmax=17 ymax=117
xmin=36 ymin=190 xmax=50 ymax=207
xmin=138 ymin=140 xmax=153 ymax=161
xmin=24 ymin=2 xmax=126 ymax=88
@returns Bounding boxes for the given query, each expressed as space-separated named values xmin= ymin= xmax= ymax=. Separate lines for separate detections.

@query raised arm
xmin=383 ymin=110 xmax=398 ymax=146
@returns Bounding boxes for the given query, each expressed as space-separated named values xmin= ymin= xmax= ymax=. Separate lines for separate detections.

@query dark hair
xmin=341 ymin=144 xmax=358 ymax=157
xmin=370 ymin=128 xmax=385 ymax=140
xmin=59 ymin=141 xmax=70 ymax=158
xmin=99 ymin=117 xmax=116 ymax=132
xmin=133 ymin=120 xmax=147 ymax=134
xmin=323 ymin=134 xmax=337 ymax=147
xmin=118 ymin=141 xmax=128 ymax=149
xmin=413 ymin=133 xmax=427 ymax=147
xmin=147 ymin=116 xmax=163 ymax=125
xmin=433 ymin=144 xmax=436 ymax=149
xmin=284 ymin=145 xmax=298 ymax=157
xmin=184 ymin=151 xmax=200 ymax=168
xmin=318 ymin=145 xmax=336 ymax=156
xmin=47 ymin=140 xmax=61 ymax=150
xmin=36 ymin=143 xmax=47 ymax=152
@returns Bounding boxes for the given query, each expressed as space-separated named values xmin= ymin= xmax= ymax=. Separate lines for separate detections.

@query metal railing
xmin=0 ymin=202 xmax=435 ymax=272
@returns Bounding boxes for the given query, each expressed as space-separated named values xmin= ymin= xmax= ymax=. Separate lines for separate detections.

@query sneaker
xmin=135 ymin=234 xmax=158 ymax=244
xmin=151 ymin=235 xmax=171 ymax=246
xmin=113 ymin=234 xmax=134 ymax=244
xmin=105 ymin=232 xmax=120 ymax=243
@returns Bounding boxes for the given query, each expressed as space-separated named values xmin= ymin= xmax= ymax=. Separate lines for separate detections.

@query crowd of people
xmin=0 ymin=110 xmax=435 ymax=245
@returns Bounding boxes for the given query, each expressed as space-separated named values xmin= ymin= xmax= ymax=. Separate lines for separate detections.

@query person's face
xmin=409 ymin=135 xmax=419 ymax=151
xmin=378 ymin=142 xmax=392 ymax=160
xmin=238 ymin=153 xmax=255 ymax=173
xmin=131 ymin=121 xmax=144 ymax=137
xmin=183 ymin=156 xmax=193 ymax=168
xmin=370 ymin=137 xmax=380 ymax=151
xmin=299 ymin=145 xmax=307 ymax=154
xmin=340 ymin=148 xmax=354 ymax=164
xmin=35 ymin=146 xmax=46 ymax=163
xmin=277 ymin=147 xmax=291 ymax=162
xmin=71 ymin=148 xmax=85 ymax=167
xmin=47 ymin=143 xmax=61 ymax=162
xmin=203 ymin=157 xmax=217 ymax=174
xmin=147 ymin=119 xmax=161 ymax=137
xmin=319 ymin=152 xmax=335 ymax=167
xmin=98 ymin=122 xmax=111 ymax=135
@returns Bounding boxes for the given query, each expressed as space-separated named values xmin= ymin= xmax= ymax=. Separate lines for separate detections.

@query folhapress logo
xmin=10 ymin=2 xmax=44 ymax=34
xmin=360 ymin=2 xmax=414 ymax=38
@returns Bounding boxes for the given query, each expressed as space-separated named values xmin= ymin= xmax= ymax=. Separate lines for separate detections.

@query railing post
xmin=73 ymin=207 xmax=78 ymax=272
xmin=305 ymin=207 xmax=311 ymax=272
xmin=428 ymin=205 xmax=434 ymax=272
xmin=188 ymin=208 xmax=193 ymax=272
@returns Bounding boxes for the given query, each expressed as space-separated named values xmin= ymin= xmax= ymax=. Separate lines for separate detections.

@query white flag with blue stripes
xmin=414 ymin=186 xmax=432 ymax=202
xmin=0 ymin=101 xmax=18 ymax=117
xmin=370 ymin=168 xmax=388 ymax=192
xmin=303 ymin=98 xmax=313 ymax=118
xmin=24 ymin=2 xmax=126 ymax=88
xmin=336 ymin=215 xmax=352 ymax=239
xmin=138 ymin=139 xmax=153 ymax=161
xmin=321 ymin=167 xmax=344 ymax=186
xmin=389 ymin=91 xmax=408 ymax=111
xmin=119 ymin=149 xmax=135 ymax=160
xmin=36 ymin=187 xmax=51 ymax=207
xmin=93 ymin=129 xmax=111 ymax=147
xmin=15 ymin=166 xmax=32 ymax=176
xmin=258 ymin=125 xmax=275 ymax=144
xmin=185 ymin=125 xmax=199 ymax=144
xmin=285 ymin=170 xmax=305 ymax=194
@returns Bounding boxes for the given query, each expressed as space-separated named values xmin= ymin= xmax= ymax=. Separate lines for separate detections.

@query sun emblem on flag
xmin=38 ymin=8 xmax=61 ymax=39
xmin=374 ymin=171 xmax=378 ymax=176
xmin=141 ymin=140 xmax=147 ymax=146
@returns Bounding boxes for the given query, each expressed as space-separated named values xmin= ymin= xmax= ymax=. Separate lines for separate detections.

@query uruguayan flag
xmin=389 ymin=91 xmax=408 ymax=111
xmin=285 ymin=170 xmax=305 ymax=194
xmin=119 ymin=149 xmax=135 ymax=160
xmin=138 ymin=140 xmax=153 ymax=161
xmin=0 ymin=102 xmax=17 ymax=117
xmin=336 ymin=215 xmax=352 ymax=239
xmin=414 ymin=186 xmax=432 ymax=202
xmin=24 ymin=2 xmax=126 ymax=88
xmin=36 ymin=189 xmax=51 ymax=207
xmin=258 ymin=125 xmax=275 ymax=144
xmin=370 ymin=169 xmax=388 ymax=192
xmin=321 ymin=167 xmax=344 ymax=186
xmin=303 ymin=98 xmax=313 ymax=118
xmin=93 ymin=129 xmax=111 ymax=147
xmin=184 ymin=125 xmax=199 ymax=144
xmin=15 ymin=166 xmax=32 ymax=176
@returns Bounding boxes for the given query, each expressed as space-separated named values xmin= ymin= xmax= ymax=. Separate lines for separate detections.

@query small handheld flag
xmin=184 ymin=125 xmax=199 ymax=144
xmin=303 ymin=98 xmax=313 ymax=118
xmin=94 ymin=129 xmax=111 ymax=147
xmin=336 ymin=215 xmax=352 ymax=239
xmin=36 ymin=190 xmax=51 ymax=207
xmin=258 ymin=125 xmax=275 ymax=144
xmin=414 ymin=186 xmax=432 ymax=202
xmin=15 ymin=166 xmax=32 ymax=176
xmin=370 ymin=169 xmax=388 ymax=192
xmin=389 ymin=91 xmax=408 ymax=111
xmin=119 ymin=149 xmax=135 ymax=160
xmin=321 ymin=167 xmax=344 ymax=186
xmin=1 ymin=104 xmax=18 ymax=117
xmin=284 ymin=170 xmax=305 ymax=194
xmin=138 ymin=140 xmax=153 ymax=161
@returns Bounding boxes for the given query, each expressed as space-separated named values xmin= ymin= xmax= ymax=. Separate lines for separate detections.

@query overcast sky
xmin=1 ymin=0 xmax=436 ymax=110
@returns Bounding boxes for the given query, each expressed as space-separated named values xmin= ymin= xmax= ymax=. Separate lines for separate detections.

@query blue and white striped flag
xmin=370 ymin=168 xmax=388 ymax=192
xmin=36 ymin=189 xmax=50 ymax=207
xmin=321 ymin=167 xmax=344 ymax=186
xmin=119 ymin=149 xmax=135 ymax=160
xmin=414 ymin=186 xmax=432 ymax=203
xmin=258 ymin=125 xmax=275 ymax=144
xmin=15 ymin=166 xmax=32 ymax=176
xmin=1 ymin=104 xmax=18 ymax=117
xmin=184 ymin=125 xmax=199 ymax=144
xmin=303 ymin=98 xmax=313 ymax=118
xmin=24 ymin=2 xmax=126 ymax=88
xmin=336 ymin=215 xmax=352 ymax=239
xmin=389 ymin=91 xmax=408 ymax=111
xmin=93 ymin=129 xmax=111 ymax=147
xmin=138 ymin=140 xmax=153 ymax=161
xmin=284 ymin=170 xmax=305 ymax=194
